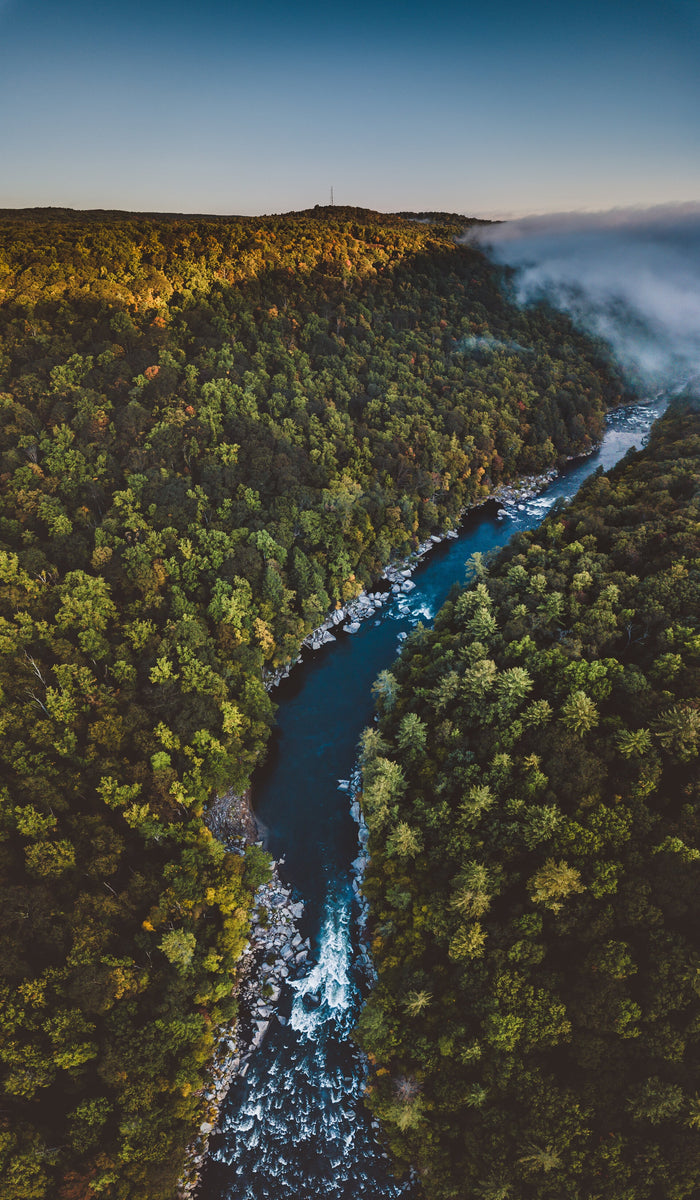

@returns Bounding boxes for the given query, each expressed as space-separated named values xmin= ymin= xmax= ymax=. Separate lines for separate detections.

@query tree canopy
xmin=358 ymin=397 xmax=700 ymax=1199
xmin=0 ymin=205 xmax=626 ymax=1198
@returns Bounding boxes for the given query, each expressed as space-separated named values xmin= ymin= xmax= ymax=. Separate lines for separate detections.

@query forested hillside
xmin=358 ymin=398 xmax=700 ymax=1199
xmin=0 ymin=206 xmax=624 ymax=1199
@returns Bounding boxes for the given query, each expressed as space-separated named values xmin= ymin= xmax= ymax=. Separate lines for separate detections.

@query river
xmin=201 ymin=395 xmax=668 ymax=1200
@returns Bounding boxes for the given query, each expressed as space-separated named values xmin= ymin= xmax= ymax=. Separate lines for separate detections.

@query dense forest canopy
xmin=358 ymin=398 xmax=700 ymax=1200
xmin=0 ymin=206 xmax=626 ymax=1199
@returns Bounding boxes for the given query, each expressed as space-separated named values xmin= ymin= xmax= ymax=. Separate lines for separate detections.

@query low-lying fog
xmin=469 ymin=204 xmax=700 ymax=392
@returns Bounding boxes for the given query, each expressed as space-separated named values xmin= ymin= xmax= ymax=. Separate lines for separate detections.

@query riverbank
xmin=178 ymin=821 xmax=307 ymax=1197
xmin=348 ymin=769 xmax=373 ymax=982
xmin=205 ymin=786 xmax=259 ymax=844
xmin=263 ymin=464 xmax=562 ymax=691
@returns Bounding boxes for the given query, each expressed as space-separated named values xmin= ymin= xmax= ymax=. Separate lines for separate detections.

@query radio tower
xmin=330 ymin=186 xmax=334 ymax=206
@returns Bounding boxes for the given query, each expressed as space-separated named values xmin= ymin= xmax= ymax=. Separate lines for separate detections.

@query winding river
xmin=201 ymin=395 xmax=668 ymax=1200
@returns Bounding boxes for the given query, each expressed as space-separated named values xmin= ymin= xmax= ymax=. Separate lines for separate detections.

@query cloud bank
xmin=469 ymin=204 xmax=700 ymax=392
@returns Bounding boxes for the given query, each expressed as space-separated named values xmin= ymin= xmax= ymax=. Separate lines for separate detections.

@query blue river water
xmin=201 ymin=396 xmax=668 ymax=1200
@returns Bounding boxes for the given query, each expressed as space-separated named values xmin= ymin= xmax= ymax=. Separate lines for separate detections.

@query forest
xmin=358 ymin=397 xmax=700 ymax=1199
xmin=0 ymin=205 xmax=626 ymax=1198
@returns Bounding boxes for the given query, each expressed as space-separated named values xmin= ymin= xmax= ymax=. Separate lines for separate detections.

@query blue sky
xmin=0 ymin=0 xmax=698 ymax=215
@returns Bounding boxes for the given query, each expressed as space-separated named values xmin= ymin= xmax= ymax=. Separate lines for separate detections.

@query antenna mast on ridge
xmin=330 ymin=186 xmax=334 ymax=206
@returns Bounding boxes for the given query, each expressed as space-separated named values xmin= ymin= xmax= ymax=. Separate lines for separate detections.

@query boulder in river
xmin=252 ymin=1020 xmax=270 ymax=1046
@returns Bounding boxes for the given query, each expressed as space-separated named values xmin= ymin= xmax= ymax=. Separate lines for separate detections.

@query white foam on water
xmin=289 ymin=900 xmax=352 ymax=1038
xmin=208 ymin=885 xmax=414 ymax=1197
xmin=525 ymin=496 xmax=556 ymax=515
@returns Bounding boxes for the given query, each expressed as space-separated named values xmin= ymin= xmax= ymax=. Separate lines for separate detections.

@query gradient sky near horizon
xmin=1 ymin=0 xmax=698 ymax=217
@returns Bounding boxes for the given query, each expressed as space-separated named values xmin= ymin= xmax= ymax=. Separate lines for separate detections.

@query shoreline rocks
xmin=204 ymin=786 xmax=258 ymax=844
xmin=263 ymin=464 xmax=574 ymax=694
xmin=346 ymin=770 xmax=375 ymax=984
xmin=178 ymin=814 xmax=307 ymax=1197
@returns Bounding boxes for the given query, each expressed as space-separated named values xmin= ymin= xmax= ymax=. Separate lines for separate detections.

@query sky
xmin=0 ymin=0 xmax=698 ymax=216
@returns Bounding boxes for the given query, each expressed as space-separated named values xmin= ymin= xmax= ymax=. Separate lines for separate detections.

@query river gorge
xmin=200 ymin=394 xmax=669 ymax=1200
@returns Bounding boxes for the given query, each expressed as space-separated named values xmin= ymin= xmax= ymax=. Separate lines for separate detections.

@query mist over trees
xmin=473 ymin=205 xmax=700 ymax=392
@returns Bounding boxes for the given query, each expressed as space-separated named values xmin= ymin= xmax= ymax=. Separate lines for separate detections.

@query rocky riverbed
xmin=178 ymin=800 xmax=308 ymax=1198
